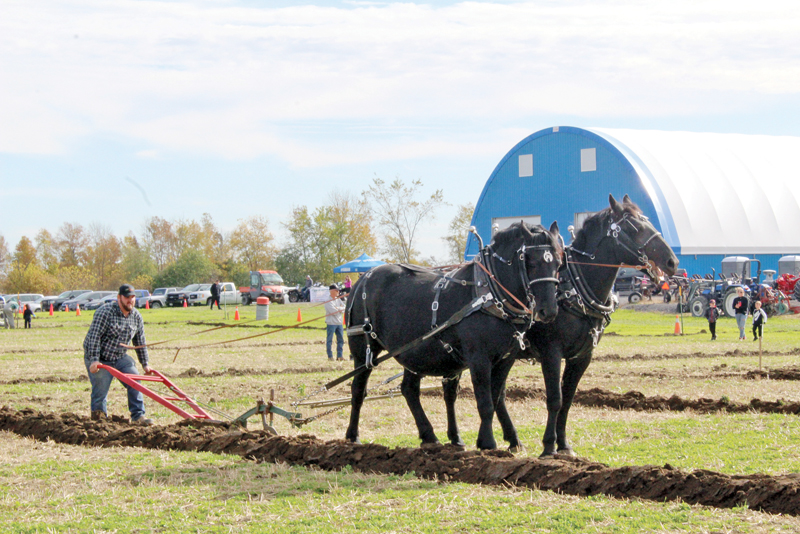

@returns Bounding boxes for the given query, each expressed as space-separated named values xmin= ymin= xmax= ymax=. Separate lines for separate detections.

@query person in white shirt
xmin=752 ymin=300 xmax=767 ymax=341
xmin=324 ymin=285 xmax=347 ymax=361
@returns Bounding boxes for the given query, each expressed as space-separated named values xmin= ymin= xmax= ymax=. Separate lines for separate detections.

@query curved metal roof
xmin=588 ymin=128 xmax=800 ymax=255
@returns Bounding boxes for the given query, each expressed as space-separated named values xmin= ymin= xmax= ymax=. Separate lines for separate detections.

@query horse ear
xmin=609 ymin=194 xmax=623 ymax=215
xmin=622 ymin=194 xmax=632 ymax=205
xmin=549 ymin=220 xmax=559 ymax=237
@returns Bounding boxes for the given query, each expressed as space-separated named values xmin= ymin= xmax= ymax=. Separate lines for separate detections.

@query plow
xmin=97 ymin=363 xmax=439 ymax=434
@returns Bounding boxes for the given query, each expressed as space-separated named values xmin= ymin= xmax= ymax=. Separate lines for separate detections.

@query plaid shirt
xmin=83 ymin=301 xmax=149 ymax=366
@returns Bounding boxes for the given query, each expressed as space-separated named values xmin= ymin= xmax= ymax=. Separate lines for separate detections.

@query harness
xmin=557 ymin=211 xmax=659 ymax=355
xmin=339 ymin=235 xmax=559 ymax=384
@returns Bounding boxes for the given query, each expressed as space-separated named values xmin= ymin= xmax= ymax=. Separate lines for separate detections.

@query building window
xmin=580 ymin=148 xmax=596 ymax=172
xmin=492 ymin=215 xmax=541 ymax=235
xmin=574 ymin=211 xmax=597 ymax=231
xmin=518 ymin=154 xmax=533 ymax=177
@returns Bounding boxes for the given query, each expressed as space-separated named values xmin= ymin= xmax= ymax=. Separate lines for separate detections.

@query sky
xmin=2 ymin=0 xmax=800 ymax=261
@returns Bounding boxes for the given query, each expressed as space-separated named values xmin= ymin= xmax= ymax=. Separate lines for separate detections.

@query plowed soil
xmin=433 ymin=386 xmax=800 ymax=415
xmin=1 ymin=407 xmax=799 ymax=516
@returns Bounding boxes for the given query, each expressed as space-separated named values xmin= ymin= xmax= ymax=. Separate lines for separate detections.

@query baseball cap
xmin=329 ymin=284 xmax=338 ymax=290
xmin=119 ymin=284 xmax=136 ymax=297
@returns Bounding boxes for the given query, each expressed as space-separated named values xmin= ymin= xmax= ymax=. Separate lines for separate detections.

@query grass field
xmin=1 ymin=301 xmax=800 ymax=532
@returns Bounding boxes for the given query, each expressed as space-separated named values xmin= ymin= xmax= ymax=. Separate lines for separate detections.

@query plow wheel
xmin=723 ymin=290 xmax=738 ymax=318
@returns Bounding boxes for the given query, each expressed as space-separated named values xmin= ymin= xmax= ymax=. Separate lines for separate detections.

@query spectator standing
xmin=22 ymin=304 xmax=35 ymax=329
xmin=302 ymin=275 xmax=313 ymax=301
xmin=732 ymin=287 xmax=749 ymax=341
xmin=343 ymin=275 xmax=352 ymax=295
xmin=209 ymin=280 xmax=221 ymax=310
xmin=83 ymin=284 xmax=152 ymax=424
xmin=704 ymin=299 xmax=720 ymax=340
xmin=324 ymin=285 xmax=346 ymax=361
xmin=752 ymin=300 xmax=767 ymax=341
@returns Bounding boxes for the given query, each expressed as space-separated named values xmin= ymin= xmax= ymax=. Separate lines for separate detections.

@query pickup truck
xmin=146 ymin=287 xmax=180 ymax=308
xmin=188 ymin=282 xmax=242 ymax=306
xmin=240 ymin=270 xmax=287 ymax=304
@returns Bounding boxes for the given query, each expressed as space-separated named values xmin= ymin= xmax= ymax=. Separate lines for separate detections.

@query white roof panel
xmin=589 ymin=128 xmax=800 ymax=255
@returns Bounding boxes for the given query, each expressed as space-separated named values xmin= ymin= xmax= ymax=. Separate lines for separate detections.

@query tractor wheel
xmin=628 ymin=292 xmax=643 ymax=304
xmin=241 ymin=294 xmax=251 ymax=306
xmin=778 ymin=301 xmax=790 ymax=315
xmin=794 ymin=283 xmax=800 ymax=302
xmin=723 ymin=290 xmax=739 ymax=318
xmin=289 ymin=292 xmax=299 ymax=303
xmin=689 ymin=296 xmax=708 ymax=317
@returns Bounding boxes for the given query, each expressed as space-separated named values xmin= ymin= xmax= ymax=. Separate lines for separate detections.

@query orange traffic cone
xmin=145 ymin=300 xmax=150 ymax=310
xmin=49 ymin=303 xmax=53 ymax=316
xmin=65 ymin=304 xmax=69 ymax=312
xmin=674 ymin=314 xmax=681 ymax=335
xmin=234 ymin=307 xmax=240 ymax=321
xmin=183 ymin=298 xmax=188 ymax=308
xmin=297 ymin=307 xmax=302 ymax=322
xmin=76 ymin=304 xmax=81 ymax=316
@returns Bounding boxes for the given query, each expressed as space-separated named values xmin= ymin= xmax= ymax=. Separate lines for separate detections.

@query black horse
xmin=441 ymin=194 xmax=679 ymax=455
xmin=345 ymin=222 xmax=562 ymax=450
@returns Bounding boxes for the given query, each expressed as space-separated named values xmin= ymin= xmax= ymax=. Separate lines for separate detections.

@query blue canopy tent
xmin=333 ymin=253 xmax=385 ymax=273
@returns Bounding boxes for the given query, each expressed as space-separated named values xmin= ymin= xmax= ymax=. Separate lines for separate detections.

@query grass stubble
xmin=0 ymin=304 xmax=799 ymax=532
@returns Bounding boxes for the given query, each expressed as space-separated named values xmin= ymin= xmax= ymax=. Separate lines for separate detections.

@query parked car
xmin=83 ymin=293 xmax=118 ymax=310
xmin=188 ymin=282 xmax=241 ymax=306
xmin=2 ymin=294 xmax=45 ymax=312
xmin=46 ymin=290 xmax=92 ymax=311
xmin=60 ymin=291 xmax=115 ymax=311
xmin=133 ymin=289 xmax=152 ymax=308
xmin=147 ymin=287 xmax=180 ymax=308
xmin=614 ymin=268 xmax=646 ymax=294
xmin=166 ymin=284 xmax=202 ymax=307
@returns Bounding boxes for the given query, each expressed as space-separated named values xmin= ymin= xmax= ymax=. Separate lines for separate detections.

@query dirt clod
xmin=1 ymin=407 xmax=799 ymax=516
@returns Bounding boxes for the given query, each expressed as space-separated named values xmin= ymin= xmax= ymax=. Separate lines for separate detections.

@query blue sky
xmin=2 ymin=0 xmax=799 ymax=260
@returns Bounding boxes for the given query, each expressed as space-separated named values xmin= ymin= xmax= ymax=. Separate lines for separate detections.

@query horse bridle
xmin=606 ymin=212 xmax=661 ymax=271
xmin=483 ymin=233 xmax=561 ymax=317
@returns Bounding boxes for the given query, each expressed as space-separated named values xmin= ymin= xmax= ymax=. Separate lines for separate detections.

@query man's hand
xmin=143 ymin=365 xmax=152 ymax=374
xmin=89 ymin=361 xmax=100 ymax=374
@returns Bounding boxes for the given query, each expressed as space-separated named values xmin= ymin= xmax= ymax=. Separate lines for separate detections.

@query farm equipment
xmin=95 ymin=365 xmax=436 ymax=434
xmin=679 ymin=269 xmax=750 ymax=318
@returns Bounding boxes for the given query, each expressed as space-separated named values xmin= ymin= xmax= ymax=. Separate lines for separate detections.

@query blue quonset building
xmin=465 ymin=126 xmax=800 ymax=276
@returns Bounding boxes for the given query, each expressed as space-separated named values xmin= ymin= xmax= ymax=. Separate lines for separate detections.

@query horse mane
xmin=572 ymin=200 xmax=643 ymax=251
xmin=491 ymin=222 xmax=562 ymax=256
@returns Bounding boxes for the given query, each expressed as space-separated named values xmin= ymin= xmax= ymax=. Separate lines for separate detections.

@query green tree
xmin=119 ymin=233 xmax=158 ymax=282
xmin=4 ymin=237 xmax=49 ymax=293
xmin=280 ymin=192 xmax=378 ymax=284
xmin=141 ymin=216 xmax=173 ymax=272
xmin=153 ymin=249 xmax=217 ymax=288
xmin=442 ymin=203 xmax=475 ymax=263
xmin=362 ymin=177 xmax=445 ymax=263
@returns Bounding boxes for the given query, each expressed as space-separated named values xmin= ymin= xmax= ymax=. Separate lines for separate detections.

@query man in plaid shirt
xmin=84 ymin=284 xmax=153 ymax=424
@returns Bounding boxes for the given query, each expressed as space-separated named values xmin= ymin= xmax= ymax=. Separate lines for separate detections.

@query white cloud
xmin=1 ymin=0 xmax=799 ymax=161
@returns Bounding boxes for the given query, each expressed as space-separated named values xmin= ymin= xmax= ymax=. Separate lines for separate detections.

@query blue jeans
xmin=736 ymin=314 xmax=747 ymax=339
xmin=84 ymin=354 xmax=146 ymax=419
xmin=326 ymin=324 xmax=344 ymax=359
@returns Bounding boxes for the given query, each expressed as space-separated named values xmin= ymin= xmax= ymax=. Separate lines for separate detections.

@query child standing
xmin=704 ymin=299 xmax=720 ymax=340
xmin=23 ymin=304 xmax=35 ymax=329
xmin=752 ymin=300 xmax=767 ymax=341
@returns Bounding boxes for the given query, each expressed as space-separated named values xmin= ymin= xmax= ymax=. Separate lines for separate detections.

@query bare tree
xmin=362 ymin=177 xmax=445 ymax=263
xmin=442 ymin=203 xmax=475 ymax=264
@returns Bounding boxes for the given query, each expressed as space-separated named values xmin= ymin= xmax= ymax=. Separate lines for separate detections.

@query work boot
xmin=131 ymin=415 xmax=154 ymax=426
xmin=91 ymin=410 xmax=106 ymax=421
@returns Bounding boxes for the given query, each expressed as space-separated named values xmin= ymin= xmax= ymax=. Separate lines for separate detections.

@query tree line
xmin=0 ymin=178 xmax=475 ymax=294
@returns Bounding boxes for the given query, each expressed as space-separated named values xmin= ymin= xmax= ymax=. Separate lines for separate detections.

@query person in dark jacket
xmin=752 ymin=300 xmax=767 ymax=341
xmin=209 ymin=280 xmax=221 ymax=310
xmin=732 ymin=287 xmax=749 ymax=341
xmin=23 ymin=304 xmax=35 ymax=329
xmin=704 ymin=299 xmax=720 ymax=340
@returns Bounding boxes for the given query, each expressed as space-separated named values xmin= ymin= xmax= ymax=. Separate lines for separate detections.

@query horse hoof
xmin=508 ymin=444 xmax=525 ymax=454
xmin=420 ymin=441 xmax=441 ymax=450
xmin=556 ymin=448 xmax=577 ymax=457
xmin=446 ymin=443 xmax=466 ymax=451
xmin=538 ymin=449 xmax=557 ymax=458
